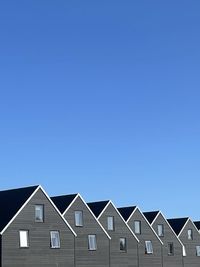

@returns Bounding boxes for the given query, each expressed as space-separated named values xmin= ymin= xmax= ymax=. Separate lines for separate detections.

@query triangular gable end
xmin=127 ymin=206 xmax=163 ymax=245
xmin=63 ymin=194 xmax=111 ymax=240
xmin=1 ymin=185 xmax=77 ymax=237
xmin=152 ymin=211 xmax=184 ymax=247
xmin=179 ymin=218 xmax=200 ymax=238
xmin=99 ymin=201 xmax=139 ymax=243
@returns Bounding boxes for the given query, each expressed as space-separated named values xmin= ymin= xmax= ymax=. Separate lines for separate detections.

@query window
xmin=196 ymin=246 xmax=200 ymax=256
xmin=188 ymin=229 xmax=193 ymax=240
xmin=157 ymin=224 xmax=164 ymax=237
xmin=182 ymin=245 xmax=186 ymax=256
xmin=50 ymin=231 xmax=60 ymax=248
xmin=134 ymin=220 xmax=141 ymax=234
xmin=88 ymin=235 xmax=97 ymax=250
xmin=168 ymin=242 xmax=174 ymax=256
xmin=119 ymin=238 xmax=127 ymax=252
xmin=75 ymin=211 xmax=83 ymax=227
xmin=107 ymin=216 xmax=114 ymax=231
xmin=35 ymin=205 xmax=44 ymax=222
xmin=145 ymin=240 xmax=153 ymax=254
xmin=19 ymin=230 xmax=29 ymax=248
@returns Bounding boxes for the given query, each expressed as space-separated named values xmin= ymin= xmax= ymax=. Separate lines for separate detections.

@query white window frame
xmin=35 ymin=205 xmax=44 ymax=222
xmin=75 ymin=211 xmax=83 ymax=227
xmin=107 ymin=216 xmax=114 ymax=231
xmin=19 ymin=230 xmax=29 ymax=248
xmin=50 ymin=231 xmax=60 ymax=248
xmin=187 ymin=229 xmax=193 ymax=240
xmin=196 ymin=246 xmax=200 ymax=256
xmin=168 ymin=242 xmax=174 ymax=256
xmin=157 ymin=224 xmax=164 ymax=237
xmin=145 ymin=240 xmax=153 ymax=254
xmin=119 ymin=237 xmax=127 ymax=252
xmin=134 ymin=220 xmax=141 ymax=234
xmin=88 ymin=235 xmax=97 ymax=251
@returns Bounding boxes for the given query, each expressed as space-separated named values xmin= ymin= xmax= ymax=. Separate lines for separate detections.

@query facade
xmin=118 ymin=206 xmax=163 ymax=267
xmin=1 ymin=184 xmax=200 ymax=267
xmin=168 ymin=217 xmax=200 ymax=267
xmin=88 ymin=200 xmax=139 ymax=267
xmin=143 ymin=211 xmax=184 ymax=267
xmin=0 ymin=185 xmax=76 ymax=267
xmin=51 ymin=193 xmax=110 ymax=267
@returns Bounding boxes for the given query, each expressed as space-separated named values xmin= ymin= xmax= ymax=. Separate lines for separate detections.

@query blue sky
xmin=0 ymin=1 xmax=200 ymax=220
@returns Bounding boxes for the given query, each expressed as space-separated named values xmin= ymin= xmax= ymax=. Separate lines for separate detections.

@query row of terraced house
xmin=0 ymin=185 xmax=200 ymax=267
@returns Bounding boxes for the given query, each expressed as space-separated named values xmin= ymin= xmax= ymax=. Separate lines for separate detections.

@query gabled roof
xmin=0 ymin=185 xmax=39 ymax=233
xmin=87 ymin=200 xmax=110 ymax=218
xmin=88 ymin=200 xmax=139 ymax=242
xmin=51 ymin=194 xmax=78 ymax=214
xmin=167 ymin=218 xmax=189 ymax=236
xmin=0 ymin=185 xmax=77 ymax=236
xmin=143 ymin=211 xmax=160 ymax=224
xmin=117 ymin=205 xmax=163 ymax=245
xmin=118 ymin=206 xmax=137 ymax=221
xmin=194 ymin=221 xmax=200 ymax=231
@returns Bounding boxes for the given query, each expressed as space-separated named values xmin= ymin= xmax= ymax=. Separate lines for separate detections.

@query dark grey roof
xmin=51 ymin=194 xmax=78 ymax=214
xmin=167 ymin=218 xmax=189 ymax=235
xmin=143 ymin=211 xmax=160 ymax=224
xmin=87 ymin=200 xmax=110 ymax=217
xmin=194 ymin=221 xmax=200 ymax=230
xmin=118 ymin=206 xmax=137 ymax=221
xmin=0 ymin=185 xmax=38 ymax=232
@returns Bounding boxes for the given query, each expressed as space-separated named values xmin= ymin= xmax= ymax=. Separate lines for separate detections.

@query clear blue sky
xmin=0 ymin=1 xmax=200 ymax=220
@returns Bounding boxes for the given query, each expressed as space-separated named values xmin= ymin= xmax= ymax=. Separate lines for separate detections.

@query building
xmin=168 ymin=217 xmax=200 ymax=267
xmin=0 ymin=185 xmax=76 ymax=267
xmin=194 ymin=221 xmax=200 ymax=233
xmin=88 ymin=200 xmax=139 ymax=267
xmin=51 ymin=193 xmax=110 ymax=267
xmin=118 ymin=206 xmax=163 ymax=267
xmin=143 ymin=211 xmax=184 ymax=267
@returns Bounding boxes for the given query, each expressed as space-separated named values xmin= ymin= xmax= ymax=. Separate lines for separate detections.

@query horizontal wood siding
xmin=2 ymin=188 xmax=75 ymax=267
xmin=128 ymin=209 xmax=162 ymax=267
xmin=152 ymin=213 xmax=183 ymax=267
xmin=64 ymin=196 xmax=110 ymax=267
xmin=98 ymin=203 xmax=138 ymax=267
xmin=179 ymin=220 xmax=200 ymax=267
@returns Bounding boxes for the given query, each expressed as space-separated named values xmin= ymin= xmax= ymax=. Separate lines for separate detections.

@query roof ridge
xmin=0 ymin=185 xmax=39 ymax=193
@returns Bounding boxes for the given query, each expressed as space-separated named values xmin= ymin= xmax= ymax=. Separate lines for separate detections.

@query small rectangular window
xmin=119 ymin=237 xmax=127 ymax=252
xmin=75 ymin=211 xmax=83 ymax=227
xmin=88 ymin=235 xmax=97 ymax=250
xmin=50 ymin=231 xmax=60 ymax=248
xmin=107 ymin=216 xmax=114 ymax=231
xmin=158 ymin=224 xmax=164 ymax=237
xmin=145 ymin=240 xmax=153 ymax=254
xmin=168 ymin=242 xmax=174 ymax=256
xmin=35 ymin=205 xmax=44 ymax=222
xmin=188 ymin=229 xmax=193 ymax=240
xmin=19 ymin=230 xmax=29 ymax=248
xmin=134 ymin=220 xmax=141 ymax=234
xmin=182 ymin=245 xmax=187 ymax=256
xmin=196 ymin=246 xmax=200 ymax=256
